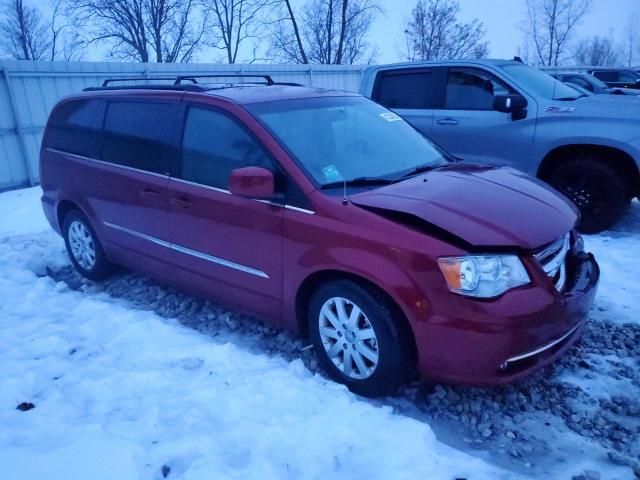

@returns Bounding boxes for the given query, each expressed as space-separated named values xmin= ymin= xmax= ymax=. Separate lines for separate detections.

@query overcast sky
xmin=373 ymin=0 xmax=639 ymax=63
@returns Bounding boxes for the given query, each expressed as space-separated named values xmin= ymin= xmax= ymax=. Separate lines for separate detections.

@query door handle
xmin=141 ymin=188 xmax=161 ymax=197
xmin=172 ymin=196 xmax=194 ymax=208
xmin=437 ymin=118 xmax=459 ymax=126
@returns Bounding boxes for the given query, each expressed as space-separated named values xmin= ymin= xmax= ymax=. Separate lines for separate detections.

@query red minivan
xmin=40 ymin=75 xmax=599 ymax=396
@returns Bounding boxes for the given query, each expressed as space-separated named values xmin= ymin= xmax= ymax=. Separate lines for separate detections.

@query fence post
xmin=1 ymin=67 xmax=35 ymax=187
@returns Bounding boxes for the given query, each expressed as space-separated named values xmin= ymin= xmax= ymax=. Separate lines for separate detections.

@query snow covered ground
xmin=0 ymin=187 xmax=638 ymax=480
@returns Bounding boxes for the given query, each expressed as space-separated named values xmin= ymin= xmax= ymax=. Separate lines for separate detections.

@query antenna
xmin=342 ymin=178 xmax=348 ymax=205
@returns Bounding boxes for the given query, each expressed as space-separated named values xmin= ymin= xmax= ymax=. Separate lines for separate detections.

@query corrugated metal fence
xmin=0 ymin=60 xmax=365 ymax=191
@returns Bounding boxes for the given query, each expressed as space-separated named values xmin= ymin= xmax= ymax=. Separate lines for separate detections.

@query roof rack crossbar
xmin=174 ymin=74 xmax=274 ymax=85
xmin=101 ymin=76 xmax=197 ymax=87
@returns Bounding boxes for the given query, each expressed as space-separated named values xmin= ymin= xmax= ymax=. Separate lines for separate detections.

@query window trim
xmin=442 ymin=66 xmax=518 ymax=112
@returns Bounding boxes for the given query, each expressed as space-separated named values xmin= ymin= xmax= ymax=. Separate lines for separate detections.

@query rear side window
xmin=592 ymin=71 xmax=617 ymax=81
xmin=179 ymin=107 xmax=273 ymax=189
xmin=102 ymin=101 xmax=177 ymax=175
xmin=445 ymin=68 xmax=515 ymax=110
xmin=45 ymin=99 xmax=105 ymax=158
xmin=373 ymin=70 xmax=437 ymax=109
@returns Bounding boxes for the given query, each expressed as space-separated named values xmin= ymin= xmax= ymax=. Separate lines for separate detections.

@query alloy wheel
xmin=318 ymin=297 xmax=379 ymax=380
xmin=68 ymin=220 xmax=96 ymax=271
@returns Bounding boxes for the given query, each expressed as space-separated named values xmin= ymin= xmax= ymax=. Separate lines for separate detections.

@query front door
xmin=167 ymin=104 xmax=283 ymax=319
xmin=430 ymin=67 xmax=536 ymax=170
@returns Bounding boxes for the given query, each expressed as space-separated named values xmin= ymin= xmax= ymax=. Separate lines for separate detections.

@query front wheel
xmin=547 ymin=159 xmax=629 ymax=234
xmin=62 ymin=210 xmax=113 ymax=280
xmin=308 ymin=280 xmax=413 ymax=397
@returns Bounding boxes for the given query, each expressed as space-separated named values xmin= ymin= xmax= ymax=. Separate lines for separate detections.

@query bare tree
xmin=68 ymin=0 xmax=206 ymax=62
xmin=573 ymin=35 xmax=618 ymax=66
xmin=269 ymin=0 xmax=378 ymax=64
xmin=624 ymin=12 xmax=639 ymax=67
xmin=524 ymin=0 xmax=591 ymax=66
xmin=404 ymin=0 xmax=488 ymax=61
xmin=204 ymin=0 xmax=275 ymax=64
xmin=0 ymin=0 xmax=51 ymax=60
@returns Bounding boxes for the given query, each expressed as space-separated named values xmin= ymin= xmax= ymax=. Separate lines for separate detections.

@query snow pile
xmin=0 ymin=188 xmax=514 ymax=479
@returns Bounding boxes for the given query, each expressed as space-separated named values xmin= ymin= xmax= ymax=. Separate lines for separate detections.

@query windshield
xmin=248 ymin=96 xmax=448 ymax=188
xmin=500 ymin=64 xmax=583 ymax=100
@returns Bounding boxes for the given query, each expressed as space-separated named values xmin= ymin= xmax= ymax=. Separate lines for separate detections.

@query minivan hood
xmin=350 ymin=164 xmax=577 ymax=250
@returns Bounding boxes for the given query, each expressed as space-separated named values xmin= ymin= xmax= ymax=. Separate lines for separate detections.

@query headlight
xmin=437 ymin=255 xmax=530 ymax=298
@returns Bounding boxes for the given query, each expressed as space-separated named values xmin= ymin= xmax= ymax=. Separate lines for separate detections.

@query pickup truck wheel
xmin=308 ymin=280 xmax=411 ymax=397
xmin=548 ymin=159 xmax=629 ymax=234
xmin=62 ymin=210 xmax=113 ymax=280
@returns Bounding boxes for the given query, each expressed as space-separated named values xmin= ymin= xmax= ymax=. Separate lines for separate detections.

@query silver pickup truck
xmin=360 ymin=59 xmax=640 ymax=233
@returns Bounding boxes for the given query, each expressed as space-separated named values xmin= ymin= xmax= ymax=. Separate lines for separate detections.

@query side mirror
xmin=229 ymin=166 xmax=276 ymax=199
xmin=493 ymin=94 xmax=528 ymax=113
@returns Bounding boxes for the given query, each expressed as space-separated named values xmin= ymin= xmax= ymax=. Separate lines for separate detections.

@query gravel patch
xmin=47 ymin=264 xmax=640 ymax=479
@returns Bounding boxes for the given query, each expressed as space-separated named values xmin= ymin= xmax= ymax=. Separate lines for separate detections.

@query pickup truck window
xmin=500 ymin=64 xmax=581 ymax=100
xmin=445 ymin=68 xmax=514 ymax=110
xmin=373 ymin=69 xmax=437 ymax=109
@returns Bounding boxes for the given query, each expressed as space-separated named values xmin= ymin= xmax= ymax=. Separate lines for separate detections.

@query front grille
xmin=534 ymin=233 xmax=570 ymax=291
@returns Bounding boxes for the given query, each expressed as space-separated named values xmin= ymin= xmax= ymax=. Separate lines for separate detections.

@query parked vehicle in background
xmin=563 ymin=82 xmax=593 ymax=96
xmin=588 ymin=68 xmax=640 ymax=90
xmin=549 ymin=71 xmax=640 ymax=96
xmin=360 ymin=59 xmax=640 ymax=233
xmin=40 ymin=76 xmax=599 ymax=396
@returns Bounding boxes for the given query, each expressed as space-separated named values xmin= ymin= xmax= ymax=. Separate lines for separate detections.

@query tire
xmin=547 ymin=158 xmax=629 ymax=234
xmin=308 ymin=280 xmax=413 ymax=397
xmin=62 ymin=210 xmax=113 ymax=280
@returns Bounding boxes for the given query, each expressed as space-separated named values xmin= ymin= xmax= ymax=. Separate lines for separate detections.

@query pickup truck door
xmin=429 ymin=67 xmax=537 ymax=171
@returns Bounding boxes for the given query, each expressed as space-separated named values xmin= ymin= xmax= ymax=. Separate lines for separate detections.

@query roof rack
xmin=101 ymin=77 xmax=197 ymax=87
xmin=175 ymin=74 xmax=275 ymax=85
xmin=83 ymin=74 xmax=303 ymax=92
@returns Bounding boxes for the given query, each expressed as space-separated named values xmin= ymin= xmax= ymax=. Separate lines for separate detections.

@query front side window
xmin=374 ymin=69 xmax=437 ymax=109
xmin=46 ymin=99 xmax=106 ymax=158
xmin=180 ymin=107 xmax=273 ymax=189
xmin=102 ymin=101 xmax=177 ymax=174
xmin=445 ymin=68 xmax=515 ymax=110
xmin=249 ymin=96 xmax=448 ymax=188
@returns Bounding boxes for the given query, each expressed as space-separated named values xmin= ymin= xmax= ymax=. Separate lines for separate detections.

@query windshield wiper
xmin=397 ymin=163 xmax=447 ymax=180
xmin=320 ymin=176 xmax=394 ymax=190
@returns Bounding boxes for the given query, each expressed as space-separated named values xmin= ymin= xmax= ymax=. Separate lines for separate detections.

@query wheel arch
xmin=537 ymin=144 xmax=640 ymax=197
xmin=295 ymin=269 xmax=419 ymax=366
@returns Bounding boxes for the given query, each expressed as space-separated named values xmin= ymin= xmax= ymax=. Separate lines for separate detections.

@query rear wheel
xmin=547 ymin=158 xmax=629 ymax=233
xmin=62 ymin=210 xmax=113 ymax=280
xmin=308 ymin=280 xmax=412 ymax=397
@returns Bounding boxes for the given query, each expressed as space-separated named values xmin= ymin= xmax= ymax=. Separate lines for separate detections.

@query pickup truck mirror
xmin=493 ymin=94 xmax=528 ymax=113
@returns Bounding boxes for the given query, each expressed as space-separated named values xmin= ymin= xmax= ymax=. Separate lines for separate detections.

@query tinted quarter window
xmin=102 ymin=101 xmax=177 ymax=175
xmin=180 ymin=107 xmax=273 ymax=189
xmin=45 ymin=99 xmax=105 ymax=158
xmin=445 ymin=68 xmax=515 ymax=110
xmin=374 ymin=70 xmax=436 ymax=109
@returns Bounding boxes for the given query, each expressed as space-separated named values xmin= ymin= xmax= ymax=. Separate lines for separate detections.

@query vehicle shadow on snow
xmin=44 ymin=201 xmax=640 ymax=479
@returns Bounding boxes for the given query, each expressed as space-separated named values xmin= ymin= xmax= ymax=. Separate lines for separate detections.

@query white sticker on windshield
xmin=379 ymin=112 xmax=402 ymax=122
